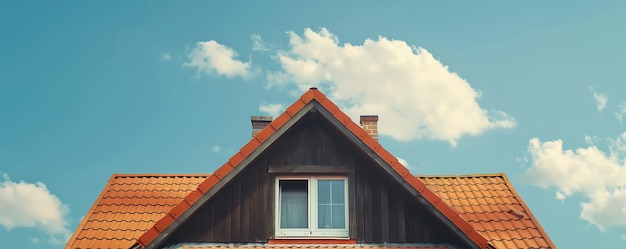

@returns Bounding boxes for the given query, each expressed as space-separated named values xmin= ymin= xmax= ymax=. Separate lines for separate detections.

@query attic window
xmin=275 ymin=177 xmax=349 ymax=238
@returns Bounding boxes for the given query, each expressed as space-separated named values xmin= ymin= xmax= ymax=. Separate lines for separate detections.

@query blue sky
xmin=1 ymin=1 xmax=625 ymax=248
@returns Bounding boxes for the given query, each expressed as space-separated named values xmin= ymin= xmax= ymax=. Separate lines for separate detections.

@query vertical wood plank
xmin=207 ymin=201 xmax=214 ymax=241
xmin=396 ymin=192 xmax=405 ymax=242
xmin=223 ymin=186 xmax=232 ymax=242
xmin=364 ymin=169 xmax=373 ymax=242
xmin=259 ymin=157 xmax=269 ymax=241
xmin=348 ymin=172 xmax=357 ymax=239
xmin=249 ymin=162 xmax=259 ymax=241
xmin=231 ymin=178 xmax=241 ymax=240
xmin=380 ymin=180 xmax=389 ymax=242
xmin=240 ymin=168 xmax=250 ymax=241
xmin=355 ymin=163 xmax=365 ymax=242
xmin=214 ymin=194 xmax=223 ymax=241
xmin=371 ymin=175 xmax=381 ymax=242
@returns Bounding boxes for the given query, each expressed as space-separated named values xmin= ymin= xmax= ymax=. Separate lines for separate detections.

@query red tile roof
xmin=65 ymin=88 xmax=555 ymax=249
xmin=137 ymin=88 xmax=489 ymax=249
xmin=65 ymin=174 xmax=209 ymax=249
xmin=418 ymin=174 xmax=556 ymax=249
xmin=173 ymin=245 xmax=450 ymax=249
xmin=65 ymin=173 xmax=555 ymax=249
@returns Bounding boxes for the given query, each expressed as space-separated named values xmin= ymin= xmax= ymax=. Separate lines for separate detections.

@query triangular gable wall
xmin=136 ymin=88 xmax=489 ymax=249
xmin=157 ymin=110 xmax=465 ymax=246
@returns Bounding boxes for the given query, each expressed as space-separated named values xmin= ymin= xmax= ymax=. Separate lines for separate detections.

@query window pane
xmin=318 ymin=180 xmax=330 ymax=204
xmin=318 ymin=179 xmax=346 ymax=229
xmin=280 ymin=180 xmax=308 ymax=229
xmin=331 ymin=180 xmax=345 ymax=204
xmin=318 ymin=205 xmax=331 ymax=228
xmin=331 ymin=205 xmax=345 ymax=228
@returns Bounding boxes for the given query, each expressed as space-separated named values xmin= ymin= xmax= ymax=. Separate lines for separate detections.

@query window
xmin=275 ymin=177 xmax=348 ymax=237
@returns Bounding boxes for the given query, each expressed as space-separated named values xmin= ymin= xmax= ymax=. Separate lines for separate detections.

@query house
xmin=65 ymin=88 xmax=556 ymax=249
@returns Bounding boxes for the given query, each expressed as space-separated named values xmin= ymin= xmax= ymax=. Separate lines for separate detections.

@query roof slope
xmin=64 ymin=174 xmax=555 ymax=249
xmin=419 ymin=174 xmax=556 ymax=249
xmin=137 ymin=88 xmax=489 ymax=249
xmin=65 ymin=174 xmax=209 ymax=249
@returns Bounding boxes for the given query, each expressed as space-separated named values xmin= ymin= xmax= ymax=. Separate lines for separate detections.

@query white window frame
xmin=275 ymin=176 xmax=349 ymax=238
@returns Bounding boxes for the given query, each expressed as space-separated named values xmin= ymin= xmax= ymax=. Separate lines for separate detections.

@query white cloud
xmin=30 ymin=237 xmax=40 ymax=244
xmin=266 ymin=28 xmax=515 ymax=146
xmin=0 ymin=173 xmax=71 ymax=244
xmin=259 ymin=102 xmax=284 ymax=117
xmin=161 ymin=53 xmax=172 ymax=61
xmin=615 ymin=102 xmax=626 ymax=123
xmin=211 ymin=145 xmax=221 ymax=153
xmin=622 ymin=234 xmax=626 ymax=240
xmin=251 ymin=34 xmax=268 ymax=52
xmin=523 ymin=134 xmax=626 ymax=230
xmin=590 ymin=87 xmax=607 ymax=112
xmin=184 ymin=40 xmax=251 ymax=79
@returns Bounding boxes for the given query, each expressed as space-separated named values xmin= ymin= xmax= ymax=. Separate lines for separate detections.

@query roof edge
xmin=64 ymin=174 xmax=118 ymax=249
xmin=501 ymin=175 xmax=558 ymax=248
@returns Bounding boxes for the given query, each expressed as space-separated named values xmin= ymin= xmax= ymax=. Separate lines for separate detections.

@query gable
xmin=157 ymin=110 xmax=469 ymax=246
xmin=136 ymin=88 xmax=489 ymax=249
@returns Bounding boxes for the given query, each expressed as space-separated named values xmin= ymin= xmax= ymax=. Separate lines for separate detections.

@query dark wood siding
xmin=161 ymin=112 xmax=466 ymax=247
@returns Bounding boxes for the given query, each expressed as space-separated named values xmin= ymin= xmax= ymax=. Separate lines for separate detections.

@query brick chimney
xmin=360 ymin=115 xmax=379 ymax=141
xmin=251 ymin=116 xmax=273 ymax=138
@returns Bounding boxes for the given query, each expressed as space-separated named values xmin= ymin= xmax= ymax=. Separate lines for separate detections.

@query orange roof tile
xmin=66 ymin=88 xmax=554 ymax=249
xmin=139 ymin=88 xmax=489 ymax=249
xmin=418 ymin=174 xmax=556 ymax=249
xmin=65 ymin=174 xmax=209 ymax=249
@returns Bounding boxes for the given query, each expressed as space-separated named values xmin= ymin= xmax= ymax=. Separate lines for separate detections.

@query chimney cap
xmin=251 ymin=116 xmax=273 ymax=121
xmin=309 ymin=87 xmax=318 ymax=90
xmin=360 ymin=115 xmax=379 ymax=123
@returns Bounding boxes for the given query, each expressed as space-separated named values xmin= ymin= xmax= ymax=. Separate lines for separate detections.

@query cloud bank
xmin=266 ymin=28 xmax=515 ymax=146
xmin=184 ymin=28 xmax=515 ymax=145
xmin=523 ymin=134 xmax=626 ymax=230
xmin=184 ymin=40 xmax=251 ymax=79
xmin=0 ymin=173 xmax=71 ymax=244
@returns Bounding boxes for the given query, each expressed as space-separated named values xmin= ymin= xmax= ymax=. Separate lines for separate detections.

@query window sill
xmin=269 ymin=239 xmax=356 ymax=244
